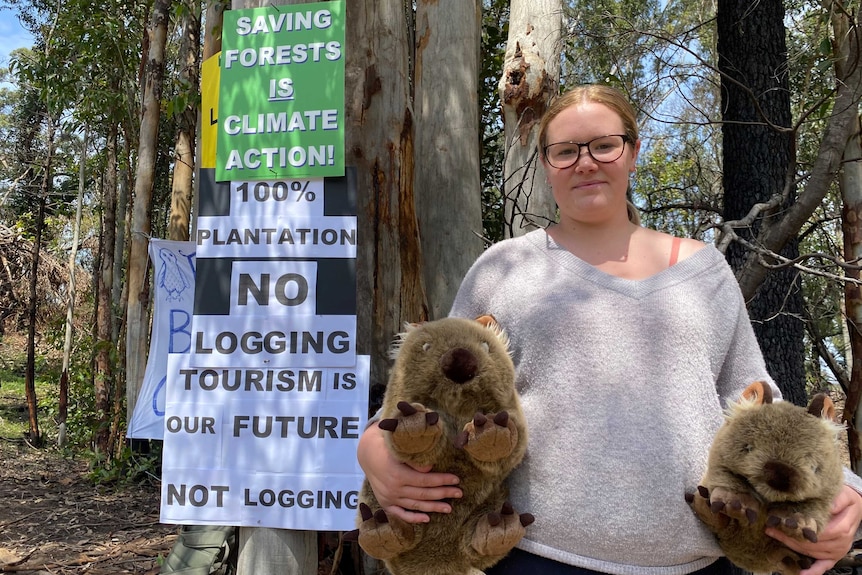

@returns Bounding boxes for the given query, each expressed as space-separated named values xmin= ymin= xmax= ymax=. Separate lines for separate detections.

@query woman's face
xmin=542 ymin=102 xmax=640 ymax=225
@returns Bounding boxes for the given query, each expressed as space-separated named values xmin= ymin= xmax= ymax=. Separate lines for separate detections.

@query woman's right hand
xmin=357 ymin=422 xmax=463 ymax=524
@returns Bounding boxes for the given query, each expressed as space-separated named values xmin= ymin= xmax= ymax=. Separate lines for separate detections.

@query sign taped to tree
xmin=160 ymin=170 xmax=367 ymax=529
xmin=162 ymin=0 xmax=363 ymax=530
xmin=216 ymin=3 xmax=345 ymax=180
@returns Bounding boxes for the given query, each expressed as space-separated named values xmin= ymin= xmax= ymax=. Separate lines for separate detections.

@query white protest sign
xmin=161 ymin=0 xmax=361 ymax=530
xmin=195 ymin=214 xmax=356 ymax=258
xmin=162 ymin=468 xmax=362 ymax=530
xmin=127 ymin=239 xmax=196 ymax=439
xmin=228 ymin=179 xmax=325 ymax=217
xmin=160 ymin=353 xmax=368 ymax=528
xmin=189 ymin=313 xmax=356 ymax=368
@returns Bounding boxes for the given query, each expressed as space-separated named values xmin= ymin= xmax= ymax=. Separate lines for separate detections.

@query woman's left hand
xmin=766 ymin=484 xmax=862 ymax=575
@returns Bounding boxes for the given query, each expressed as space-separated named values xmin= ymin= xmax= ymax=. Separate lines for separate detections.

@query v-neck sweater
xmin=449 ymin=228 xmax=777 ymax=575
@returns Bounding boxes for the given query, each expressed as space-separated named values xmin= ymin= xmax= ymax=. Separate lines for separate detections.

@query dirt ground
xmin=0 ymin=439 xmax=178 ymax=575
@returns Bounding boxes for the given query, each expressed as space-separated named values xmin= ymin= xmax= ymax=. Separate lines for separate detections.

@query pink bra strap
xmin=669 ymin=236 xmax=682 ymax=267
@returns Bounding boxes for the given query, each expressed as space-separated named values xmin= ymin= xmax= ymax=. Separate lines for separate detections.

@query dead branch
xmin=716 ymin=225 xmax=862 ymax=284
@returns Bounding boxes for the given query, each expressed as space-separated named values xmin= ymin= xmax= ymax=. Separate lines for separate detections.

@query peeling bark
xmin=498 ymin=0 xmax=562 ymax=237
xmin=96 ymin=124 xmax=117 ymax=454
xmin=168 ymin=0 xmax=200 ymax=241
xmin=827 ymin=0 xmax=862 ymax=473
xmin=345 ymin=0 xmax=426 ymax=402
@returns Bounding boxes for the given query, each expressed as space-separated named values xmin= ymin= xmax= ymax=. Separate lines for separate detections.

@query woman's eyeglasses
xmin=543 ymin=134 xmax=631 ymax=169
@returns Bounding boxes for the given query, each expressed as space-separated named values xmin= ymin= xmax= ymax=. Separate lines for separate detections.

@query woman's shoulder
xmin=640 ymin=228 xmax=709 ymax=264
xmin=477 ymin=228 xmax=548 ymax=257
xmin=676 ymin=236 xmax=708 ymax=263
xmin=462 ymin=230 xmax=549 ymax=284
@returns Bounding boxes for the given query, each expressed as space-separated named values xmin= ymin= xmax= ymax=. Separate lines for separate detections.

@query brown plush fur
xmin=351 ymin=316 xmax=532 ymax=575
xmin=687 ymin=381 xmax=845 ymax=575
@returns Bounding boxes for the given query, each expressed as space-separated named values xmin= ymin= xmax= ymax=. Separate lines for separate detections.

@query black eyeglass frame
xmin=542 ymin=134 xmax=632 ymax=169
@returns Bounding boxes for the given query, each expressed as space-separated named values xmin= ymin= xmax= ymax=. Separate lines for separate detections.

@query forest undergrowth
xmin=0 ymin=333 xmax=177 ymax=574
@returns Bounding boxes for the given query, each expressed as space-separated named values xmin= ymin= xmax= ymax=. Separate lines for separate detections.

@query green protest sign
xmin=217 ymin=2 xmax=345 ymax=181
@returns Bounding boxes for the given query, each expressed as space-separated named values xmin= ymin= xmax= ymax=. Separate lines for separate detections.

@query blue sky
xmin=0 ymin=6 xmax=34 ymax=68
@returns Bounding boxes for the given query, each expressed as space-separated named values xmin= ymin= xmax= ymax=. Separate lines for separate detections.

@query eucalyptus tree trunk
xmin=841 ymin=113 xmax=862 ymax=472
xmin=498 ymin=0 xmax=561 ymax=238
xmin=25 ymin=194 xmax=46 ymax=447
xmin=344 ymin=0 xmax=424 ymax=570
xmin=168 ymin=0 xmax=201 ymax=241
xmin=125 ymin=0 xmax=170 ymax=444
xmin=733 ymin=5 xmax=862 ymax=301
xmin=413 ymin=0 xmax=483 ymax=319
xmin=346 ymin=0 xmax=426 ymax=412
xmin=717 ymin=0 xmax=806 ymax=405
xmin=59 ymin=130 xmax=87 ymax=448
xmin=230 ymin=1 xmax=322 ymax=571
xmin=830 ymin=2 xmax=862 ymax=472
xmin=97 ymin=124 xmax=118 ymax=455
xmin=25 ymin=130 xmax=53 ymax=447
xmin=203 ymin=0 xmax=227 ymax=60
xmin=112 ymin=135 xmax=129 ymax=344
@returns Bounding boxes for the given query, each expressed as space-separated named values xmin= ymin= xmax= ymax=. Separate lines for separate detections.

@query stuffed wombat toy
xmin=349 ymin=315 xmax=533 ymax=575
xmin=686 ymin=381 xmax=844 ymax=575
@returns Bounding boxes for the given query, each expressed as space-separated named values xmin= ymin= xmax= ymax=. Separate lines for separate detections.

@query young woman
xmin=357 ymin=84 xmax=862 ymax=575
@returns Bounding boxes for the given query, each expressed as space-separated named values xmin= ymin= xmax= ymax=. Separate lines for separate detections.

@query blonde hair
xmin=539 ymin=85 xmax=641 ymax=224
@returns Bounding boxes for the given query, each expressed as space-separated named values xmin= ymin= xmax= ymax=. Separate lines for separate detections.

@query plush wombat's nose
xmin=439 ymin=348 xmax=478 ymax=384
xmin=764 ymin=460 xmax=798 ymax=492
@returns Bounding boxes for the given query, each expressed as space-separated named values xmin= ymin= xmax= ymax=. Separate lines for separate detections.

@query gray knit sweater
xmin=449 ymin=229 xmax=780 ymax=575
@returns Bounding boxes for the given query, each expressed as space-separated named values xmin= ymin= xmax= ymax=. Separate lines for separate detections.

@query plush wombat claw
xmin=355 ymin=502 xmax=416 ymax=560
xmin=501 ymin=500 xmax=536 ymax=528
xmin=379 ymin=402 xmax=440 ymax=432
xmin=766 ymin=513 xmax=819 ymax=543
xmin=471 ymin=501 xmax=534 ymax=557
xmin=379 ymin=401 xmax=443 ymax=456
xmin=454 ymin=411 xmax=518 ymax=463
xmin=399 ymin=401 xmax=417 ymax=415
xmin=710 ymin=486 xmax=763 ymax=526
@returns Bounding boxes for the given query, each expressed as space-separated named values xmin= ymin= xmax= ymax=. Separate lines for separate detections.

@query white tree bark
xmin=413 ymin=0 xmax=483 ymax=319
xmin=498 ymin=0 xmax=562 ymax=237
xmin=125 ymin=0 xmax=169 ymax=443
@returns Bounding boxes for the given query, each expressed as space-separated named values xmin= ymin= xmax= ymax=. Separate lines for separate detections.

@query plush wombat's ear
xmin=807 ymin=393 xmax=836 ymax=421
xmin=474 ymin=314 xmax=499 ymax=330
xmin=474 ymin=314 xmax=510 ymax=349
xmin=389 ymin=321 xmax=425 ymax=359
xmin=740 ymin=381 xmax=773 ymax=405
